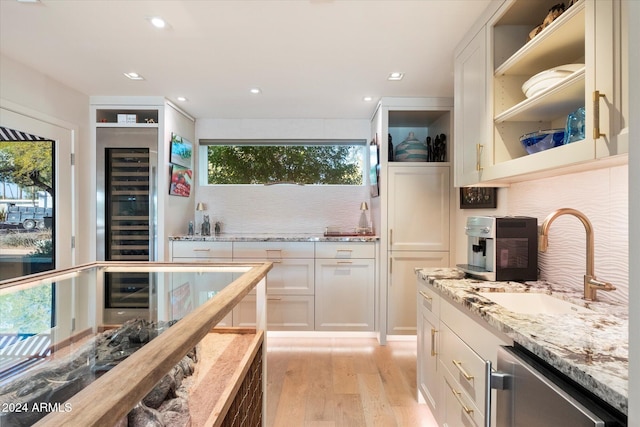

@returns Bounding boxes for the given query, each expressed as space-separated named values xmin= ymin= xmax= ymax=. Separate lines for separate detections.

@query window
xmin=0 ymin=131 xmax=55 ymax=281
xmin=202 ymin=140 xmax=366 ymax=185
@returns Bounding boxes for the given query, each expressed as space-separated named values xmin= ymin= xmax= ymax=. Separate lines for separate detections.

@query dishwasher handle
xmin=485 ymin=361 xmax=513 ymax=427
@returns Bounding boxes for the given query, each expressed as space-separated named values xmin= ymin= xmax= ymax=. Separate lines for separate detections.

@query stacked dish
xmin=521 ymin=64 xmax=584 ymax=98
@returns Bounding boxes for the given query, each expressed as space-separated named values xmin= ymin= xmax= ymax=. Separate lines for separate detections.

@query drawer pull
xmin=337 ymin=261 xmax=353 ymax=265
xmin=193 ymin=248 xmax=211 ymax=252
xmin=419 ymin=290 xmax=433 ymax=302
xmin=452 ymin=360 xmax=474 ymax=381
xmin=431 ymin=328 xmax=437 ymax=356
xmin=448 ymin=382 xmax=474 ymax=415
xmin=267 ymin=297 xmax=282 ymax=301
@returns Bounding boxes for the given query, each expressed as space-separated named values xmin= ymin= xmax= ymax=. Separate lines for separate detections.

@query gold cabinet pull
xmin=337 ymin=261 xmax=353 ymax=265
xmin=476 ymin=144 xmax=484 ymax=171
xmin=452 ymin=360 xmax=474 ymax=381
xmin=419 ymin=290 xmax=433 ymax=302
xmin=431 ymin=328 xmax=437 ymax=356
xmin=593 ymin=90 xmax=606 ymax=139
xmin=389 ymin=229 xmax=393 ymax=246
xmin=193 ymin=248 xmax=210 ymax=252
xmin=448 ymin=382 xmax=474 ymax=415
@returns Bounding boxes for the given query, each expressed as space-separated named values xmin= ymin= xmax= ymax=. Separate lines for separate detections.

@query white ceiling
xmin=0 ymin=0 xmax=494 ymax=120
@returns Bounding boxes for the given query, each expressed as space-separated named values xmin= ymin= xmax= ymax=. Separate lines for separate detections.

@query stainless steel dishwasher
xmin=492 ymin=345 xmax=626 ymax=427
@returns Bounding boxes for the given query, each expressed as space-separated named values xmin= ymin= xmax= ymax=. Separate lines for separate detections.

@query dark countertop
xmin=416 ymin=267 xmax=628 ymax=415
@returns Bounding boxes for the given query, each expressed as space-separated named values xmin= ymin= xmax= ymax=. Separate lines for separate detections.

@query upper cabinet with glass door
xmin=477 ymin=0 xmax=627 ymax=184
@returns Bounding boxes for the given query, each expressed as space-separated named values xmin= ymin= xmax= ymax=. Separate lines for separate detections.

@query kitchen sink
xmin=477 ymin=292 xmax=592 ymax=315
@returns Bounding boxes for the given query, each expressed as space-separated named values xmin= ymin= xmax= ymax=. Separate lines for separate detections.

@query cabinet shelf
xmin=495 ymin=67 xmax=585 ymax=123
xmin=494 ymin=0 xmax=586 ymax=77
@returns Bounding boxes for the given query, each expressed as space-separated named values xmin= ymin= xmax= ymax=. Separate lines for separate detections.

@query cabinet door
xmin=388 ymin=166 xmax=450 ymax=252
xmin=233 ymin=295 xmax=314 ymax=330
xmin=454 ymin=26 xmax=489 ymax=187
xmin=315 ymin=259 xmax=375 ymax=331
xmin=388 ymin=251 xmax=449 ymax=335
xmin=593 ymin=0 xmax=628 ymax=158
xmin=418 ymin=302 xmax=439 ymax=416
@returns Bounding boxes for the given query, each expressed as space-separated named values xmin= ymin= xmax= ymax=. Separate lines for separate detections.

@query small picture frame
xmin=170 ymin=133 xmax=193 ymax=168
xmin=460 ymin=187 xmax=497 ymax=209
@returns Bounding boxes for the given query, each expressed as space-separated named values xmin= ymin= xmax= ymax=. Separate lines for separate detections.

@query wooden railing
xmin=35 ymin=262 xmax=272 ymax=426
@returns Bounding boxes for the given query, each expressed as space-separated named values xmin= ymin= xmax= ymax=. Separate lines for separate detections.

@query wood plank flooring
xmin=266 ymin=337 xmax=438 ymax=427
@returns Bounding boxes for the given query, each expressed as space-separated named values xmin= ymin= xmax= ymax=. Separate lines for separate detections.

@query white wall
xmin=0 ymin=54 xmax=91 ymax=264
xmin=194 ymin=118 xmax=371 ymax=234
xmin=160 ymin=102 xmax=196 ymax=259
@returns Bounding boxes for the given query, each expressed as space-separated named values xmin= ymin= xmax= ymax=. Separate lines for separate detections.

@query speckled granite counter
xmin=416 ymin=267 xmax=628 ymax=415
xmin=169 ymin=233 xmax=379 ymax=242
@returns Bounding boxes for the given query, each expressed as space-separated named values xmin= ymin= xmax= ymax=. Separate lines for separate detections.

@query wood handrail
xmin=36 ymin=262 xmax=272 ymax=426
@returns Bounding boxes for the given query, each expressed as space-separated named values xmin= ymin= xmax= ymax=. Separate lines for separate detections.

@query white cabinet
xmin=386 ymin=164 xmax=451 ymax=336
xmin=233 ymin=241 xmax=315 ymax=331
xmin=460 ymin=0 xmax=628 ymax=184
xmin=437 ymin=291 xmax=512 ymax=427
xmin=169 ymin=240 xmax=234 ymax=326
xmin=170 ymin=241 xmax=233 ymax=262
xmin=388 ymin=166 xmax=450 ymax=252
xmin=417 ymin=277 xmax=440 ymax=418
xmin=454 ymin=25 xmax=490 ymax=187
xmin=315 ymin=242 xmax=375 ymax=331
xmin=389 ymin=251 xmax=449 ymax=335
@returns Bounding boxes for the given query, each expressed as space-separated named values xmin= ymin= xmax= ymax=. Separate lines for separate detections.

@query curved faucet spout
xmin=539 ymin=208 xmax=615 ymax=301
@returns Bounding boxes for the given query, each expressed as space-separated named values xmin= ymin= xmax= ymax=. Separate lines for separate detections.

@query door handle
xmin=593 ymin=90 xmax=606 ymax=139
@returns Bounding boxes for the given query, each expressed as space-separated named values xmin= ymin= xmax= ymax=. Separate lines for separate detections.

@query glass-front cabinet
xmin=0 ymin=262 xmax=269 ymax=426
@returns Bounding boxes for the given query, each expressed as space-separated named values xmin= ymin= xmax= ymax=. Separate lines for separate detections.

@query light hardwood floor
xmin=266 ymin=337 xmax=438 ymax=427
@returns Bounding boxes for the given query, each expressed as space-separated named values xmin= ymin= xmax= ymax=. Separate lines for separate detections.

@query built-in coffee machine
xmin=457 ymin=216 xmax=538 ymax=282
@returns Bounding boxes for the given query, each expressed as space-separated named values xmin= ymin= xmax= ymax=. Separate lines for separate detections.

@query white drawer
xmin=440 ymin=361 xmax=484 ymax=427
xmin=417 ymin=279 xmax=439 ymax=319
xmin=232 ymin=241 xmax=315 ymax=259
xmin=315 ymin=241 xmax=375 ymax=259
xmin=440 ymin=322 xmax=488 ymax=413
xmin=237 ymin=258 xmax=314 ymax=295
xmin=171 ymin=241 xmax=233 ymax=259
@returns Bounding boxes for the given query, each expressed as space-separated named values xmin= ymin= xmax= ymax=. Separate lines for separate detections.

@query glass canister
xmin=565 ymin=106 xmax=585 ymax=144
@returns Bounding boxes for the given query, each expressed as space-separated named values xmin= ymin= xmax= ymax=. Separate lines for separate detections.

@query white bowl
xmin=522 ymin=64 xmax=584 ymax=98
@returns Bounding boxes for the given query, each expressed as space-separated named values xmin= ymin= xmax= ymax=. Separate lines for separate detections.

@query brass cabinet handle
xmin=448 ymin=382 xmax=474 ymax=415
xmin=337 ymin=261 xmax=353 ymax=265
xmin=389 ymin=229 xmax=393 ymax=246
xmin=431 ymin=328 xmax=437 ymax=357
xmin=476 ymin=144 xmax=484 ymax=171
xmin=593 ymin=90 xmax=606 ymax=139
xmin=419 ymin=290 xmax=433 ymax=302
xmin=452 ymin=360 xmax=474 ymax=381
xmin=267 ymin=297 xmax=282 ymax=301
xmin=336 ymin=249 xmax=353 ymax=252
xmin=193 ymin=248 xmax=210 ymax=252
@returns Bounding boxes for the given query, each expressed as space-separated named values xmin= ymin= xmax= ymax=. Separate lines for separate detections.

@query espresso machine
xmin=457 ymin=216 xmax=538 ymax=282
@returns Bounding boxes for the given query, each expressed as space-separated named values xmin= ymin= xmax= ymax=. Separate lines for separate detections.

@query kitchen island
xmin=417 ymin=267 xmax=628 ymax=417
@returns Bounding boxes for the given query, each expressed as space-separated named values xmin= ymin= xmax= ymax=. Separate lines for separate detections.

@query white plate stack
xmin=521 ymin=64 xmax=584 ymax=98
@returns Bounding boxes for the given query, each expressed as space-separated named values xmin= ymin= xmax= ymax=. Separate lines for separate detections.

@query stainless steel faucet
xmin=539 ymin=208 xmax=616 ymax=301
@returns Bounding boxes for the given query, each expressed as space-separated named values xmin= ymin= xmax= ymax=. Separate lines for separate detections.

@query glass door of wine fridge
xmin=97 ymin=127 xmax=158 ymax=323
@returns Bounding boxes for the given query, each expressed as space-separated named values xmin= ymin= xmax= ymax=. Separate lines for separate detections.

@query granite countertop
xmin=416 ymin=267 xmax=628 ymax=415
xmin=168 ymin=233 xmax=379 ymax=242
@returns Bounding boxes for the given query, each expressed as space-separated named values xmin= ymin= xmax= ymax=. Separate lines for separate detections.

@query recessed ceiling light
xmin=363 ymin=96 xmax=373 ymax=102
xmin=250 ymin=88 xmax=262 ymax=94
xmin=176 ymin=96 xmax=188 ymax=102
xmin=388 ymin=72 xmax=404 ymax=81
xmin=148 ymin=16 xmax=168 ymax=29
xmin=124 ymin=72 xmax=144 ymax=80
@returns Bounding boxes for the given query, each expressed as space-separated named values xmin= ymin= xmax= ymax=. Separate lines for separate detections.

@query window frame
xmin=198 ymin=139 xmax=369 ymax=186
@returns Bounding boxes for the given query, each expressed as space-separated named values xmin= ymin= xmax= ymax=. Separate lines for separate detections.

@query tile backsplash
xmin=508 ymin=165 xmax=628 ymax=305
